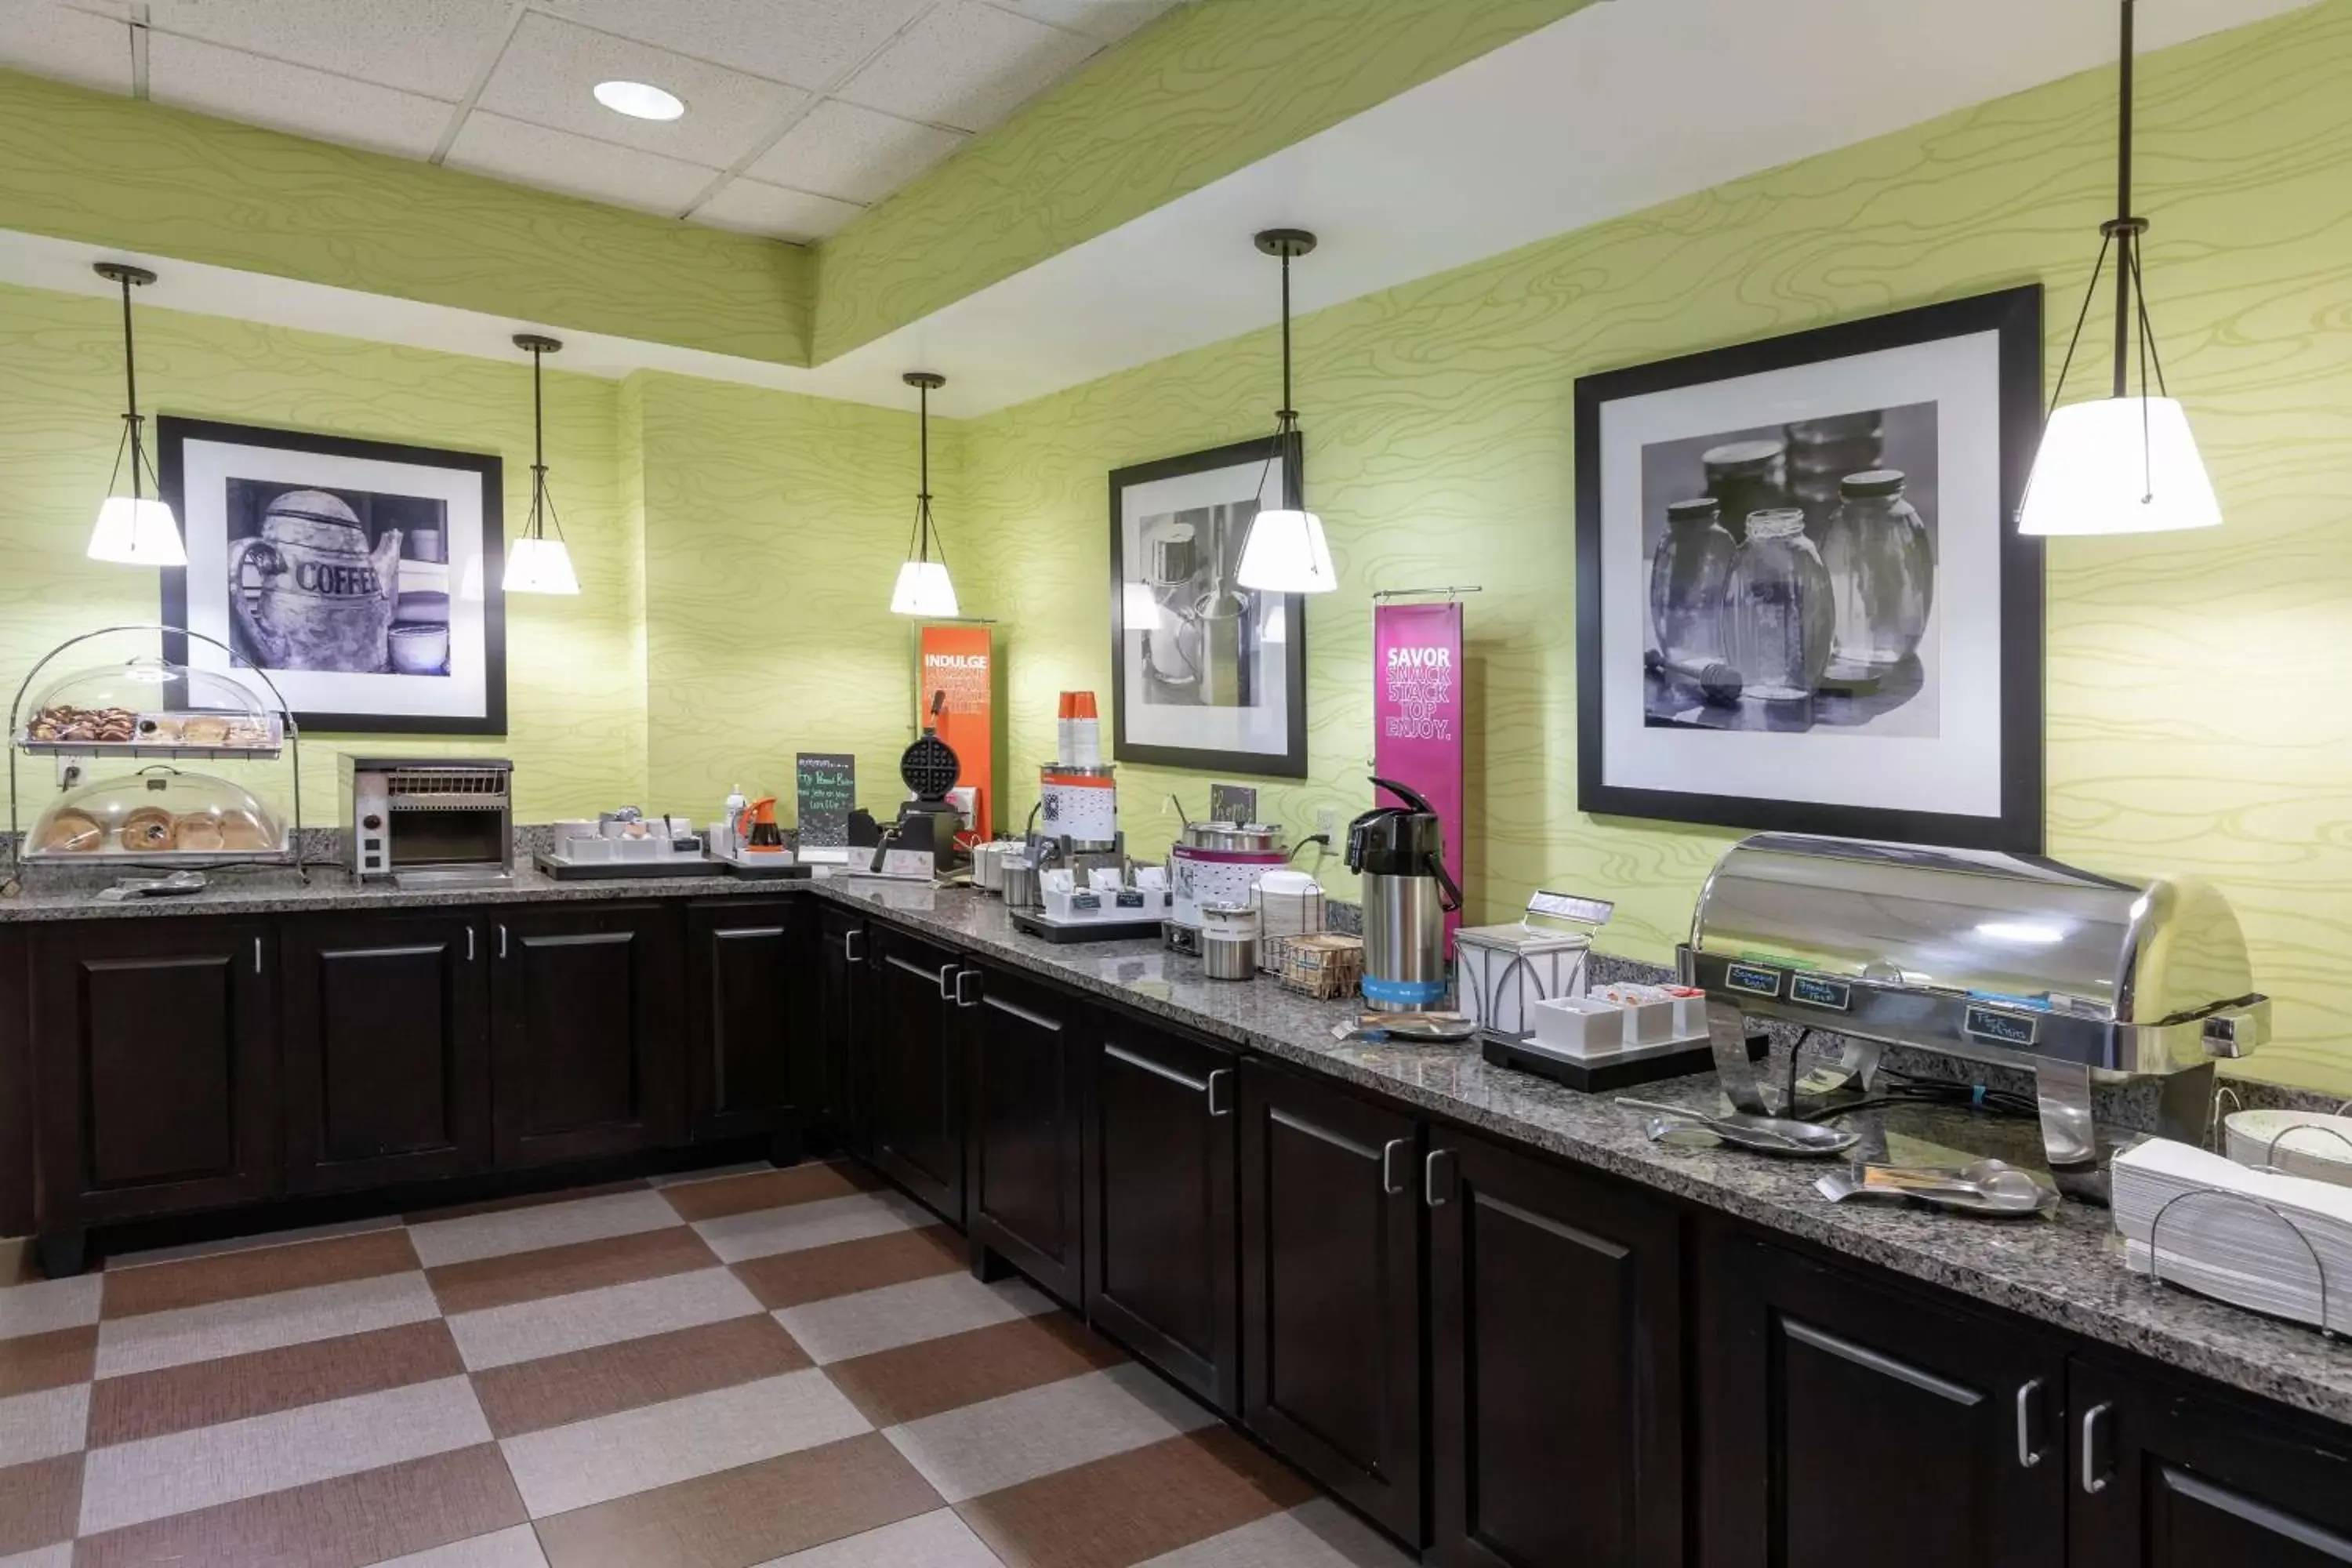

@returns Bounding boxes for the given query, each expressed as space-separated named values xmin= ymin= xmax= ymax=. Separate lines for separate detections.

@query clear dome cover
xmin=28 ymin=765 xmax=286 ymax=858
xmin=19 ymin=657 xmax=281 ymax=754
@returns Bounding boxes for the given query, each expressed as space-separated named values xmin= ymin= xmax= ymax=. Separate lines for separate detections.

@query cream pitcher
xmin=228 ymin=490 xmax=403 ymax=673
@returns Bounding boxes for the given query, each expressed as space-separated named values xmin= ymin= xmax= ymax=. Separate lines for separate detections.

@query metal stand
xmin=2143 ymin=1187 xmax=2335 ymax=1341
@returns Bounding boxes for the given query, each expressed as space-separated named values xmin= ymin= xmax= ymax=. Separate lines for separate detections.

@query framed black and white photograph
xmin=159 ymin=418 xmax=506 ymax=735
xmin=1109 ymin=435 xmax=1308 ymax=778
xmin=1575 ymin=285 xmax=2044 ymax=849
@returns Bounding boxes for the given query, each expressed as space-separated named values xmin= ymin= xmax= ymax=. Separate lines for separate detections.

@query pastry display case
xmin=16 ymin=656 xmax=281 ymax=759
xmin=26 ymin=765 xmax=288 ymax=860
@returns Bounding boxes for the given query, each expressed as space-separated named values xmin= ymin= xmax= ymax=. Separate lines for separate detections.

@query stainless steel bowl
xmin=1202 ymin=932 xmax=1259 ymax=981
xmin=1002 ymin=858 xmax=1043 ymax=909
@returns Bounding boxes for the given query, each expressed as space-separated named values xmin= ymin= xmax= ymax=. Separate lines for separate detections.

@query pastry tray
xmin=20 ymin=839 xmax=293 ymax=866
xmin=16 ymin=738 xmax=287 ymax=762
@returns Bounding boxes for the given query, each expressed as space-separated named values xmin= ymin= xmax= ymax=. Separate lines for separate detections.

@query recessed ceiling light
xmin=593 ymin=80 xmax=684 ymax=121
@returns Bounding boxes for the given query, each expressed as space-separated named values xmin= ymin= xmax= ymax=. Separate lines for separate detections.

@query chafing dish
xmin=1680 ymin=833 xmax=2268 ymax=1201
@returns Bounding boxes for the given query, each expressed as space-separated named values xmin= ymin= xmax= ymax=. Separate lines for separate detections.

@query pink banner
xmin=1374 ymin=601 xmax=1465 ymax=950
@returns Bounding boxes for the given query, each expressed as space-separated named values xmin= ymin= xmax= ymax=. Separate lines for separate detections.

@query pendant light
xmin=505 ymin=333 xmax=580 ymax=595
xmin=85 ymin=262 xmax=186 ymax=567
xmin=891 ymin=371 xmax=959 ymax=619
xmin=1236 ymin=228 xmax=1335 ymax=594
xmin=2016 ymin=0 xmax=2220 ymax=537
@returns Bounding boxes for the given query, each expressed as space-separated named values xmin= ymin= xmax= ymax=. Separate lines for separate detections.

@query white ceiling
xmin=0 ymin=0 xmax=1183 ymax=241
xmin=0 ymin=0 xmax=2318 ymax=420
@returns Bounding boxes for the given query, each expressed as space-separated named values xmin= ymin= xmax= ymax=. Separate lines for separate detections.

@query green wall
xmin=960 ymin=0 xmax=2352 ymax=1093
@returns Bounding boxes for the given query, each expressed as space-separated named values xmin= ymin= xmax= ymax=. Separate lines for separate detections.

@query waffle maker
xmin=890 ymin=691 xmax=968 ymax=875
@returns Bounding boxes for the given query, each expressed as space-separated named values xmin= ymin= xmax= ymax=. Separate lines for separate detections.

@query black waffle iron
xmin=891 ymin=690 xmax=967 ymax=875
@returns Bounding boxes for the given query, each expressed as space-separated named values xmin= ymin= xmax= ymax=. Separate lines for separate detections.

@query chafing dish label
xmin=1789 ymin=974 xmax=1850 ymax=1011
xmin=1726 ymin=963 xmax=1782 ymax=998
xmin=1963 ymin=1004 xmax=2038 ymax=1047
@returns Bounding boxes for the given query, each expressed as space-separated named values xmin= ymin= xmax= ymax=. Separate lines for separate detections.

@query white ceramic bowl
xmin=2225 ymin=1109 xmax=2352 ymax=1186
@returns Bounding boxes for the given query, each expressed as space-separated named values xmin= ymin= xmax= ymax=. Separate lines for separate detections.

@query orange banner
xmin=918 ymin=625 xmax=993 ymax=840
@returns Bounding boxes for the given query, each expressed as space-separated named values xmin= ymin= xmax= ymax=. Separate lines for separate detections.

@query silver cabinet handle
xmin=498 ymin=924 xmax=509 ymax=960
xmin=466 ymin=926 xmax=476 ymax=963
xmin=984 ymin=993 xmax=1062 ymax=1032
xmin=937 ymin=964 xmax=957 ymax=1002
xmin=844 ymin=929 xmax=865 ymax=964
xmin=2080 ymin=1401 xmax=2113 ymax=1494
xmin=1381 ymin=1138 xmax=1408 ymax=1196
xmin=2016 ymin=1379 xmax=2044 ymax=1468
xmin=1104 ymin=1044 xmax=1206 ymax=1094
xmin=1206 ymin=1067 xmax=1233 ymax=1117
xmin=1425 ymin=1148 xmax=1457 ymax=1206
xmin=955 ymin=969 xmax=980 ymax=1008
xmin=253 ymin=936 xmax=263 ymax=975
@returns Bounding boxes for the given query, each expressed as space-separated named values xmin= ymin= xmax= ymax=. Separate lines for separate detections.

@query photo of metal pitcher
xmin=227 ymin=489 xmax=404 ymax=673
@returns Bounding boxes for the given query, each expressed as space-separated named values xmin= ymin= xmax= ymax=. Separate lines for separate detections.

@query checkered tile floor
xmin=0 ymin=1162 xmax=1411 ymax=1568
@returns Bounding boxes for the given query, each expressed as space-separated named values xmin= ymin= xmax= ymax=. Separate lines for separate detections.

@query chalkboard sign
xmin=795 ymin=753 xmax=855 ymax=848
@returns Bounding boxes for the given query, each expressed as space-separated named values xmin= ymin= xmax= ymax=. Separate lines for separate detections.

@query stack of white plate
xmin=2223 ymin=1109 xmax=2352 ymax=1186
xmin=2113 ymin=1138 xmax=2352 ymax=1334
xmin=1256 ymin=870 xmax=1325 ymax=941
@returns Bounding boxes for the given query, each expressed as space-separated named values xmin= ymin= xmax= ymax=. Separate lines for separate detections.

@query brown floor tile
xmin=100 ymin=1229 xmax=421 ymax=1320
xmin=828 ymin=1312 xmax=1127 ymax=1428
xmin=657 ymin=1161 xmax=881 ymax=1224
xmin=0 ymin=1453 xmax=82 ymax=1557
xmin=533 ymin=1431 xmax=939 ymax=1568
xmin=0 ymin=1323 xmax=96 ymax=1398
xmin=958 ymin=1426 xmax=1317 ymax=1568
xmin=403 ymin=1178 xmax=650 ymax=1226
xmin=730 ymin=1224 xmax=963 ymax=1311
xmin=428 ymin=1224 xmax=721 ymax=1316
xmin=86 ymin=1319 xmax=465 ymax=1446
xmin=74 ymin=1442 xmax=525 ymax=1568
xmin=471 ymin=1312 xmax=814 ymax=1439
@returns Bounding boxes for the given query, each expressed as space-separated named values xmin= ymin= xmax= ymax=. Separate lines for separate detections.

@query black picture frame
xmin=1573 ymin=285 xmax=2045 ymax=850
xmin=1109 ymin=433 xmax=1310 ymax=779
xmin=158 ymin=416 xmax=508 ymax=735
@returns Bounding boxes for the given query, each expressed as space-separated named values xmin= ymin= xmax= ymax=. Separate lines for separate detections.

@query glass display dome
xmin=27 ymin=766 xmax=286 ymax=859
xmin=16 ymin=656 xmax=281 ymax=756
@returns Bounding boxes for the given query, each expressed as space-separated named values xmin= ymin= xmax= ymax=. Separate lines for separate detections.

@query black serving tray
xmin=1481 ymin=1029 xmax=1769 ymax=1093
xmin=1009 ymin=909 xmax=1167 ymax=944
xmin=533 ymin=852 xmax=728 ymax=881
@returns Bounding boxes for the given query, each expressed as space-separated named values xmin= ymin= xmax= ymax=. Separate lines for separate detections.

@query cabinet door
xmin=1700 ymin=1229 xmax=2067 ymax=1568
xmin=867 ymin=925 xmax=964 ymax=1225
xmin=31 ymin=919 xmax=279 ymax=1227
xmin=2071 ymin=1359 xmax=2352 ymax=1566
xmin=1429 ymin=1131 xmax=1682 ymax=1568
xmin=1084 ymin=1018 xmax=1239 ymax=1414
xmin=283 ymin=913 xmax=490 ymax=1192
xmin=684 ymin=899 xmax=805 ymax=1150
xmin=815 ymin=907 xmax=868 ymax=1155
xmin=1240 ymin=1058 xmax=1425 ymax=1546
xmin=964 ymin=963 xmax=1087 ymax=1307
xmin=490 ymin=903 xmax=681 ymax=1167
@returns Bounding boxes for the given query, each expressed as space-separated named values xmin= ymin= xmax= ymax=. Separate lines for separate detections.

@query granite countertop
xmin=0 ymin=859 xmax=804 ymax=920
xmin=9 ymin=866 xmax=2348 ymax=1426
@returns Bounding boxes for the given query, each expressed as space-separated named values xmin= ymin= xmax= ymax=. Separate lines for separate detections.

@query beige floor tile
xmin=499 ymin=1367 xmax=869 ymax=1518
xmin=445 ymin=1265 xmax=760 ymax=1371
xmin=775 ymin=1272 xmax=1054 ymax=1365
xmin=1131 ymin=1498 xmax=1416 ymax=1567
xmin=0 ymin=1543 xmax=74 ymax=1568
xmin=370 ymin=1523 xmax=550 ymax=1567
xmin=757 ymin=1507 xmax=1003 ymax=1567
xmin=693 ymin=1189 xmax=935 ymax=1266
xmin=408 ymin=1189 xmax=682 ymax=1270
xmin=94 ymin=1271 xmax=441 ymax=1379
xmin=78 ymin=1373 xmax=490 ymax=1534
xmin=883 ymin=1363 xmax=1214 ymax=1504
xmin=0 ymin=1275 xmax=102 ymax=1343
xmin=0 ymin=1385 xmax=89 ymax=1468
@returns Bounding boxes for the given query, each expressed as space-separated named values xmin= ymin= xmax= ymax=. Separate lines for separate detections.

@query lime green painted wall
xmin=962 ymin=0 xmax=2352 ymax=1092
xmin=637 ymin=372 xmax=938 ymax=825
xmin=0 ymin=281 xmax=648 ymax=825
xmin=0 ymin=71 xmax=811 ymax=366
xmin=810 ymin=0 xmax=1593 ymax=362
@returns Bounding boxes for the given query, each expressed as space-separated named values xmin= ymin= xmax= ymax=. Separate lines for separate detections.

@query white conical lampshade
xmin=87 ymin=496 xmax=186 ymax=566
xmin=1236 ymin=507 xmax=1335 ymax=593
xmin=891 ymin=560 xmax=959 ymax=619
xmin=503 ymin=535 xmax=580 ymax=594
xmin=2017 ymin=396 xmax=2221 ymax=536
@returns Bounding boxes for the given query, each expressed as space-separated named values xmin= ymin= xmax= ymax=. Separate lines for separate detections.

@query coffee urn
xmin=1345 ymin=777 xmax=1462 ymax=1011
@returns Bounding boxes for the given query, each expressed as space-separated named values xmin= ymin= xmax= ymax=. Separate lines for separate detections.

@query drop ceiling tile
xmin=0 ymin=4 xmax=133 ymax=93
xmin=691 ymin=176 xmax=863 ymax=242
xmin=446 ymin=110 xmax=718 ymax=215
xmin=745 ymin=100 xmax=966 ymax=205
xmin=838 ymin=0 xmax=1102 ymax=133
xmin=142 ymin=0 xmax=515 ymax=101
xmin=479 ymin=13 xmax=808 ymax=169
xmin=147 ymin=33 xmax=456 ymax=158
xmin=544 ymin=0 xmax=935 ymax=92
xmin=990 ymin=0 xmax=1179 ymax=44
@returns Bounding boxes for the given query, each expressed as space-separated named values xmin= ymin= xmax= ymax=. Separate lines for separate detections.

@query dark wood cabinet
xmin=964 ymin=962 xmax=1087 ymax=1307
xmin=1428 ymin=1130 xmax=1682 ymax=1568
xmin=1085 ymin=1016 xmax=1240 ymax=1414
xmin=2071 ymin=1359 xmax=2352 ymax=1566
xmin=282 ymin=912 xmax=490 ymax=1192
xmin=866 ymin=924 xmax=965 ymax=1225
xmin=1701 ymin=1229 xmax=2067 ymax=1568
xmin=30 ymin=918 xmax=281 ymax=1269
xmin=1239 ymin=1058 xmax=1425 ymax=1546
xmin=813 ymin=906 xmax=869 ymax=1156
xmin=0 ymin=929 xmax=31 ymax=1241
xmin=490 ymin=902 xmax=681 ymax=1167
xmin=684 ymin=898 xmax=806 ymax=1157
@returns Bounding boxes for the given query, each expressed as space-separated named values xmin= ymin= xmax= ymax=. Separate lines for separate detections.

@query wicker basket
xmin=1269 ymin=933 xmax=1364 ymax=1000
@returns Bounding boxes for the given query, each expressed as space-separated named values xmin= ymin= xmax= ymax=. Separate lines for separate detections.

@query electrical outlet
xmin=55 ymin=757 xmax=84 ymax=790
xmin=1316 ymin=806 xmax=1338 ymax=837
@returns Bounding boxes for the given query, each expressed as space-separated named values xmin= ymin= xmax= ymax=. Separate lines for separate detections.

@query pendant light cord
xmin=101 ymin=270 xmax=162 ymax=509
xmin=524 ymin=341 xmax=565 ymax=546
xmin=1256 ymin=247 xmax=1305 ymax=515
xmin=902 ymin=375 xmax=949 ymax=576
